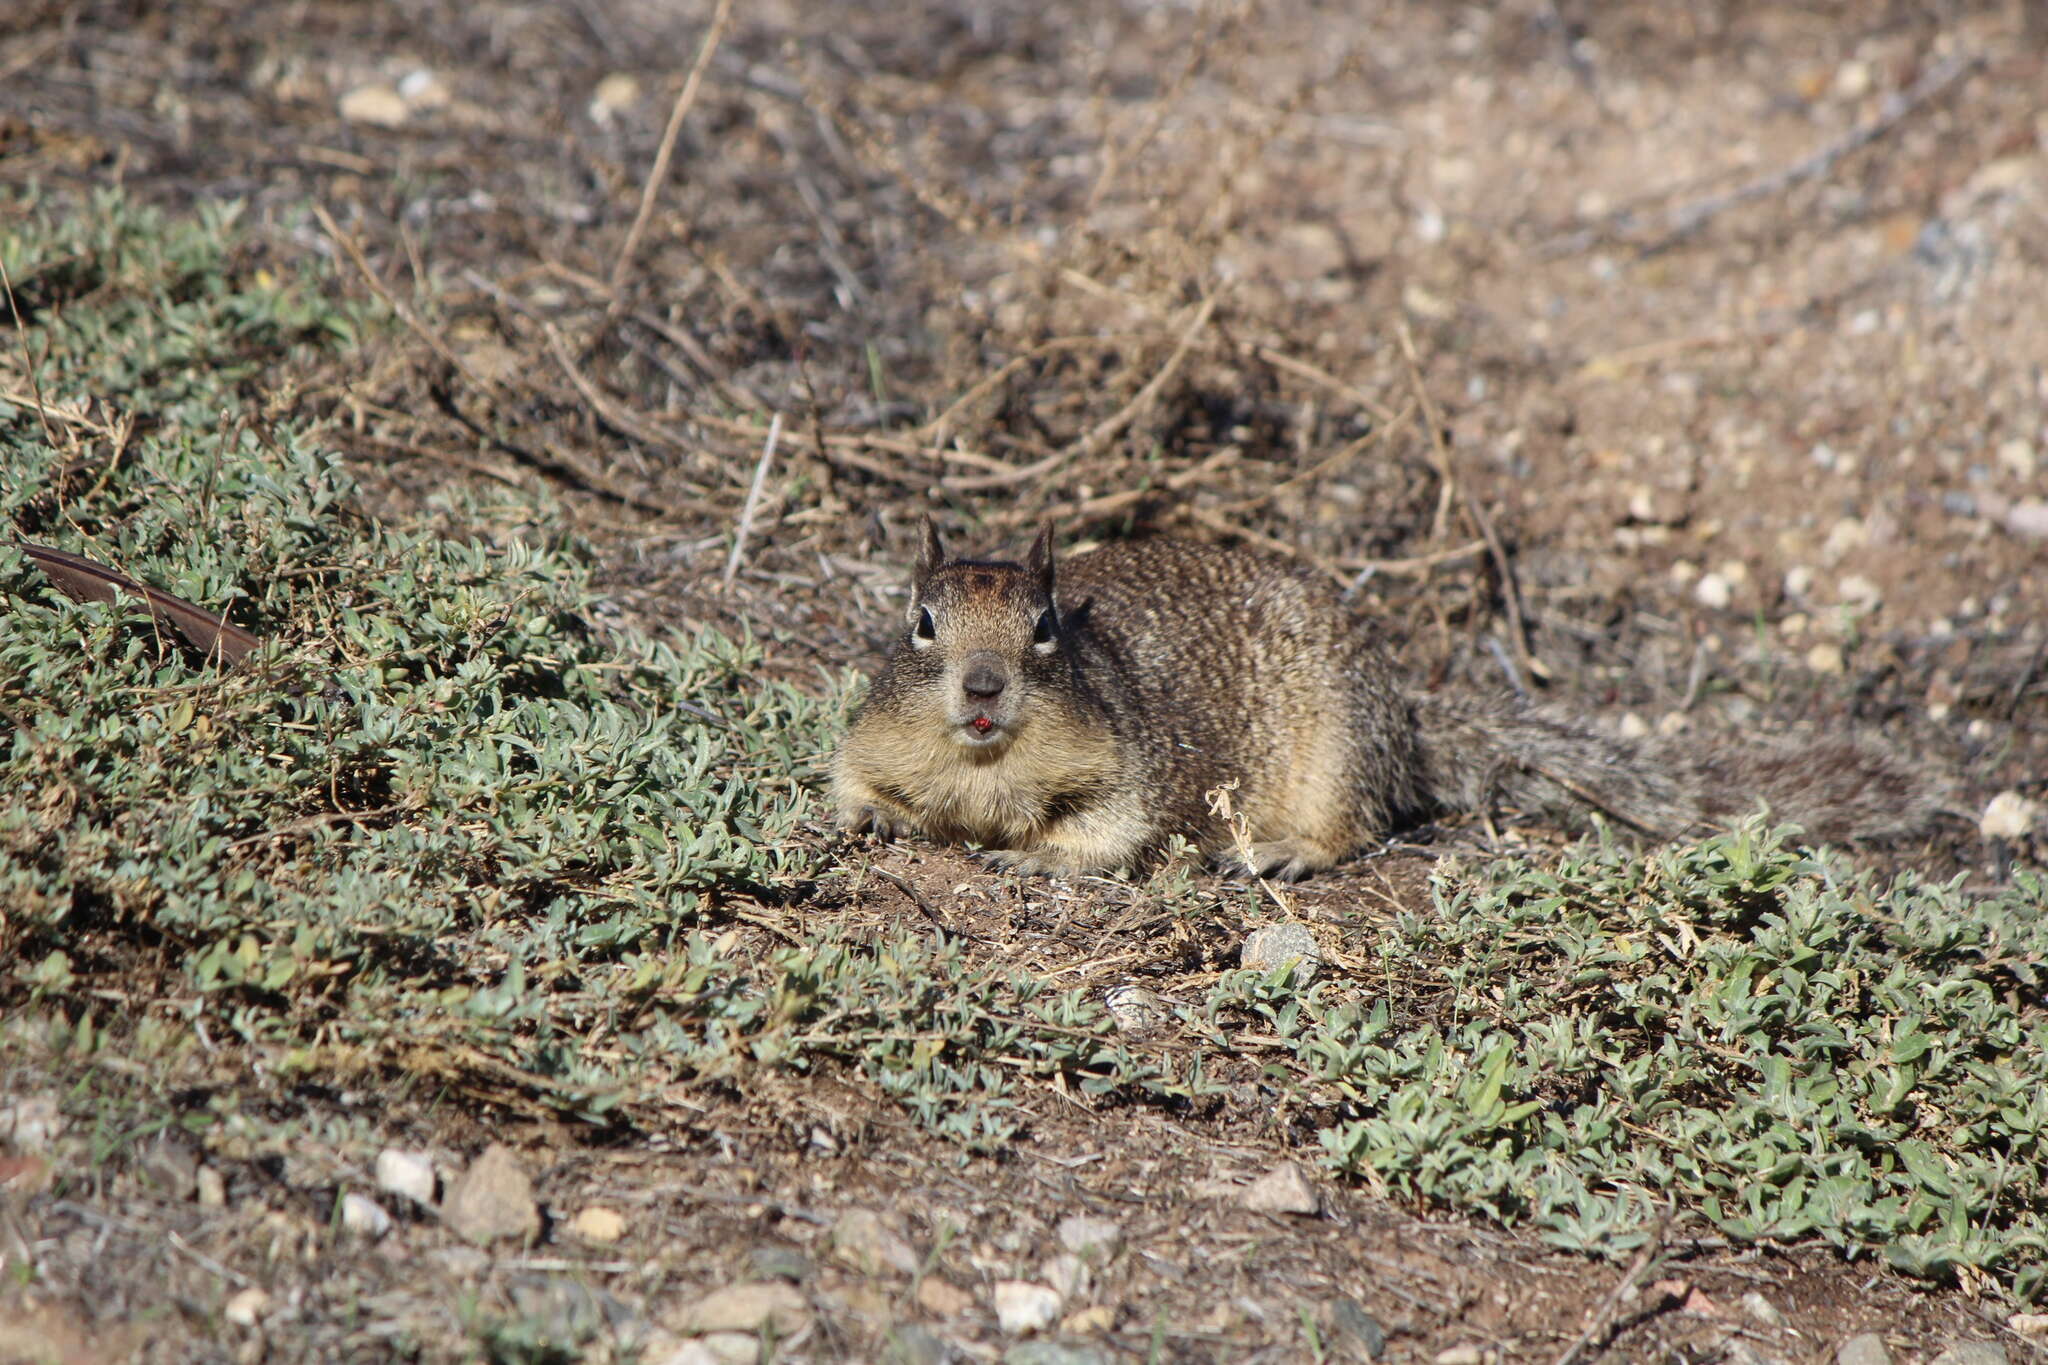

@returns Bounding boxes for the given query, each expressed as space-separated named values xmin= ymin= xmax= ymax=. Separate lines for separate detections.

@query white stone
xmin=1837 ymin=575 xmax=1882 ymax=611
xmin=338 ymin=83 xmax=409 ymax=128
xmin=1740 ymin=1290 xmax=1786 ymax=1327
xmin=397 ymin=69 xmax=450 ymax=110
xmin=571 ymin=1206 xmax=627 ymax=1244
xmin=1997 ymin=438 xmax=2037 ymax=480
xmin=1805 ymin=642 xmax=1846 ymax=675
xmin=341 ymin=1192 xmax=392 ymax=1237
xmin=376 ymin=1149 xmax=437 ymax=1205
xmin=1695 ymin=572 xmax=1733 ymax=610
xmin=993 ymin=1281 xmax=1062 ymax=1334
xmin=1981 ymin=791 xmax=2043 ymax=841
xmin=224 ymin=1287 xmax=270 ymax=1327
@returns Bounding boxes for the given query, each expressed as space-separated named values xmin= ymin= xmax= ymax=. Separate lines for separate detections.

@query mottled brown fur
xmin=832 ymin=525 xmax=1933 ymax=877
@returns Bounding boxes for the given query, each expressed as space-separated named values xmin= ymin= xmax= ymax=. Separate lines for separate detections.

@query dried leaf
xmin=16 ymin=540 xmax=260 ymax=663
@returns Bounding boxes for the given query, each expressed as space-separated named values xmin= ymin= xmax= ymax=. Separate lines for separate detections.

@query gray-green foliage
xmin=0 ymin=195 xmax=1174 ymax=1149
xmin=0 ymin=196 xmax=827 ymax=1073
xmin=1207 ymin=822 xmax=2048 ymax=1298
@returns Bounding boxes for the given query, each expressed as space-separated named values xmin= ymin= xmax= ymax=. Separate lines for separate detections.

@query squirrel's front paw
xmin=975 ymin=846 xmax=1086 ymax=878
xmin=839 ymin=804 xmax=909 ymax=840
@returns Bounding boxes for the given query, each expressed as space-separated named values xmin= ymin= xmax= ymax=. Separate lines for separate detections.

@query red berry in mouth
xmin=972 ymin=717 xmax=993 ymax=734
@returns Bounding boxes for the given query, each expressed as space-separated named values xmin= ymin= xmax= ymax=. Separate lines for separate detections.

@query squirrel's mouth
xmin=953 ymin=712 xmax=1009 ymax=746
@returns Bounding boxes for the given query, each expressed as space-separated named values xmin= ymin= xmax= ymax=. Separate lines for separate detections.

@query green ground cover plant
xmin=5 ymin=194 xmax=2044 ymax=1310
xmin=0 ymin=195 xmax=1162 ymax=1139
xmin=1204 ymin=825 xmax=2048 ymax=1297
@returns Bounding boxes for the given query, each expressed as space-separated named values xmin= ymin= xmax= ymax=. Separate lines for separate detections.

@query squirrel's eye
xmin=1033 ymin=609 xmax=1056 ymax=645
xmin=914 ymin=607 xmax=937 ymax=641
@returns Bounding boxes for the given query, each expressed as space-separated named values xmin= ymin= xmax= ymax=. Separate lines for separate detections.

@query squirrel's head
xmin=891 ymin=518 xmax=1066 ymax=753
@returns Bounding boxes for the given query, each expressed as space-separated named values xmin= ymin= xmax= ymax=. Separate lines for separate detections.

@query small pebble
xmin=1740 ymin=1290 xmax=1787 ymax=1327
xmin=1930 ymin=1343 xmax=2009 ymax=1365
xmin=197 ymin=1165 xmax=227 ymax=1208
xmin=993 ymin=1281 xmax=1062 ymax=1335
xmin=1434 ymin=1347 xmax=1486 ymax=1365
xmin=1805 ymin=641 xmax=1845 ymax=675
xmin=441 ymin=1143 xmax=540 ymax=1246
xmin=1695 ymin=572 xmax=1733 ymax=610
xmin=1240 ymin=924 xmax=1322 ymax=982
xmin=1241 ymin=1162 xmax=1319 ymax=1216
xmin=830 ymin=1208 xmax=919 ymax=1277
xmin=341 ymin=1192 xmax=393 ymax=1238
xmin=338 ymin=83 xmax=409 ymax=128
xmin=2009 ymin=1312 xmax=2048 ymax=1337
xmin=667 ymin=1282 xmax=810 ymax=1337
xmin=1996 ymin=438 xmax=2036 ymax=480
xmin=1836 ymin=1333 xmax=1893 ymax=1365
xmin=1837 ymin=575 xmax=1882 ymax=611
xmin=2003 ymin=500 xmax=2048 ymax=539
xmin=1041 ymin=1253 xmax=1088 ymax=1299
xmin=914 ymin=1275 xmax=975 ymax=1317
xmin=1056 ymin=1214 xmax=1123 ymax=1257
xmin=571 ymin=1206 xmax=627 ymax=1245
xmin=376 ymin=1149 xmax=437 ymax=1205
xmin=1980 ymin=791 xmax=2042 ymax=842
xmin=224 ymin=1287 xmax=271 ymax=1327
xmin=397 ymin=68 xmax=450 ymax=110
xmin=1104 ymin=985 xmax=1167 ymax=1033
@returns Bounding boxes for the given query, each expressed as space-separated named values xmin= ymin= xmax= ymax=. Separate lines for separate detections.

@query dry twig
xmin=609 ymin=0 xmax=736 ymax=300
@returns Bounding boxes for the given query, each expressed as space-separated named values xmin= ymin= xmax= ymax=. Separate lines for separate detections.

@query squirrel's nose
xmin=962 ymin=659 xmax=1007 ymax=700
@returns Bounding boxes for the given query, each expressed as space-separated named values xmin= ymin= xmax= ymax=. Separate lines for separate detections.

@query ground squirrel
xmin=832 ymin=522 xmax=1931 ymax=878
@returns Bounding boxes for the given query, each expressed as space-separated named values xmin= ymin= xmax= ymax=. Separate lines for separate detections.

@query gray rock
xmin=0 ymin=1094 xmax=64 ymax=1153
xmin=441 ymin=1143 xmax=540 ymax=1246
xmin=1329 ymin=1297 xmax=1387 ymax=1359
xmin=1739 ymin=1290 xmax=1786 ymax=1327
xmin=1241 ymin=1162 xmax=1320 ymax=1215
xmin=1836 ymin=1334 xmax=1893 ymax=1365
xmin=1055 ymin=1214 xmax=1123 ymax=1257
xmin=1004 ymin=1343 xmax=1114 ymax=1365
xmin=139 ymin=1138 xmax=199 ymax=1200
xmin=1930 ymin=1344 xmax=2009 ymax=1365
xmin=1040 ymin=1252 xmax=1088 ymax=1299
xmin=831 ymin=1208 xmax=920 ymax=1276
xmin=1241 ymin=924 xmax=1322 ymax=981
xmin=1104 ymin=986 xmax=1166 ymax=1033
xmin=748 ymin=1245 xmax=814 ymax=1283
xmin=884 ymin=1323 xmax=953 ymax=1365
xmin=667 ymin=1282 xmax=810 ymax=1338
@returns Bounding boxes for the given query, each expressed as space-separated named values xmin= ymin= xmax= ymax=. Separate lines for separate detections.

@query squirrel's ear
xmin=915 ymin=517 xmax=946 ymax=584
xmin=1024 ymin=523 xmax=1056 ymax=595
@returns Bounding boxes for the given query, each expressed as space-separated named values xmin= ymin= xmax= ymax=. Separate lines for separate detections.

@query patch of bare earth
xmin=3 ymin=1 xmax=2044 ymax=1361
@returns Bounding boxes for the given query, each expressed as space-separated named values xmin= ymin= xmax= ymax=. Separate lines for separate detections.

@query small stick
xmin=940 ymin=292 xmax=1219 ymax=493
xmin=722 ymin=412 xmax=784 ymax=586
xmin=0 ymin=252 xmax=60 ymax=451
xmin=609 ymin=0 xmax=736 ymax=301
xmin=1643 ymin=51 xmax=1981 ymax=255
xmin=1549 ymin=1215 xmax=1672 ymax=1365
xmin=1399 ymin=321 xmax=1538 ymax=682
xmin=314 ymin=203 xmax=491 ymax=393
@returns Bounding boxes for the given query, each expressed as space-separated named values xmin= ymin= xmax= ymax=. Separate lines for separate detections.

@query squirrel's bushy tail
xmin=1406 ymin=691 xmax=1934 ymax=844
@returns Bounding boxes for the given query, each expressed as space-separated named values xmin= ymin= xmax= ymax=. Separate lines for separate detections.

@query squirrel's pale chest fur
xmin=831 ymin=522 xmax=1931 ymax=879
